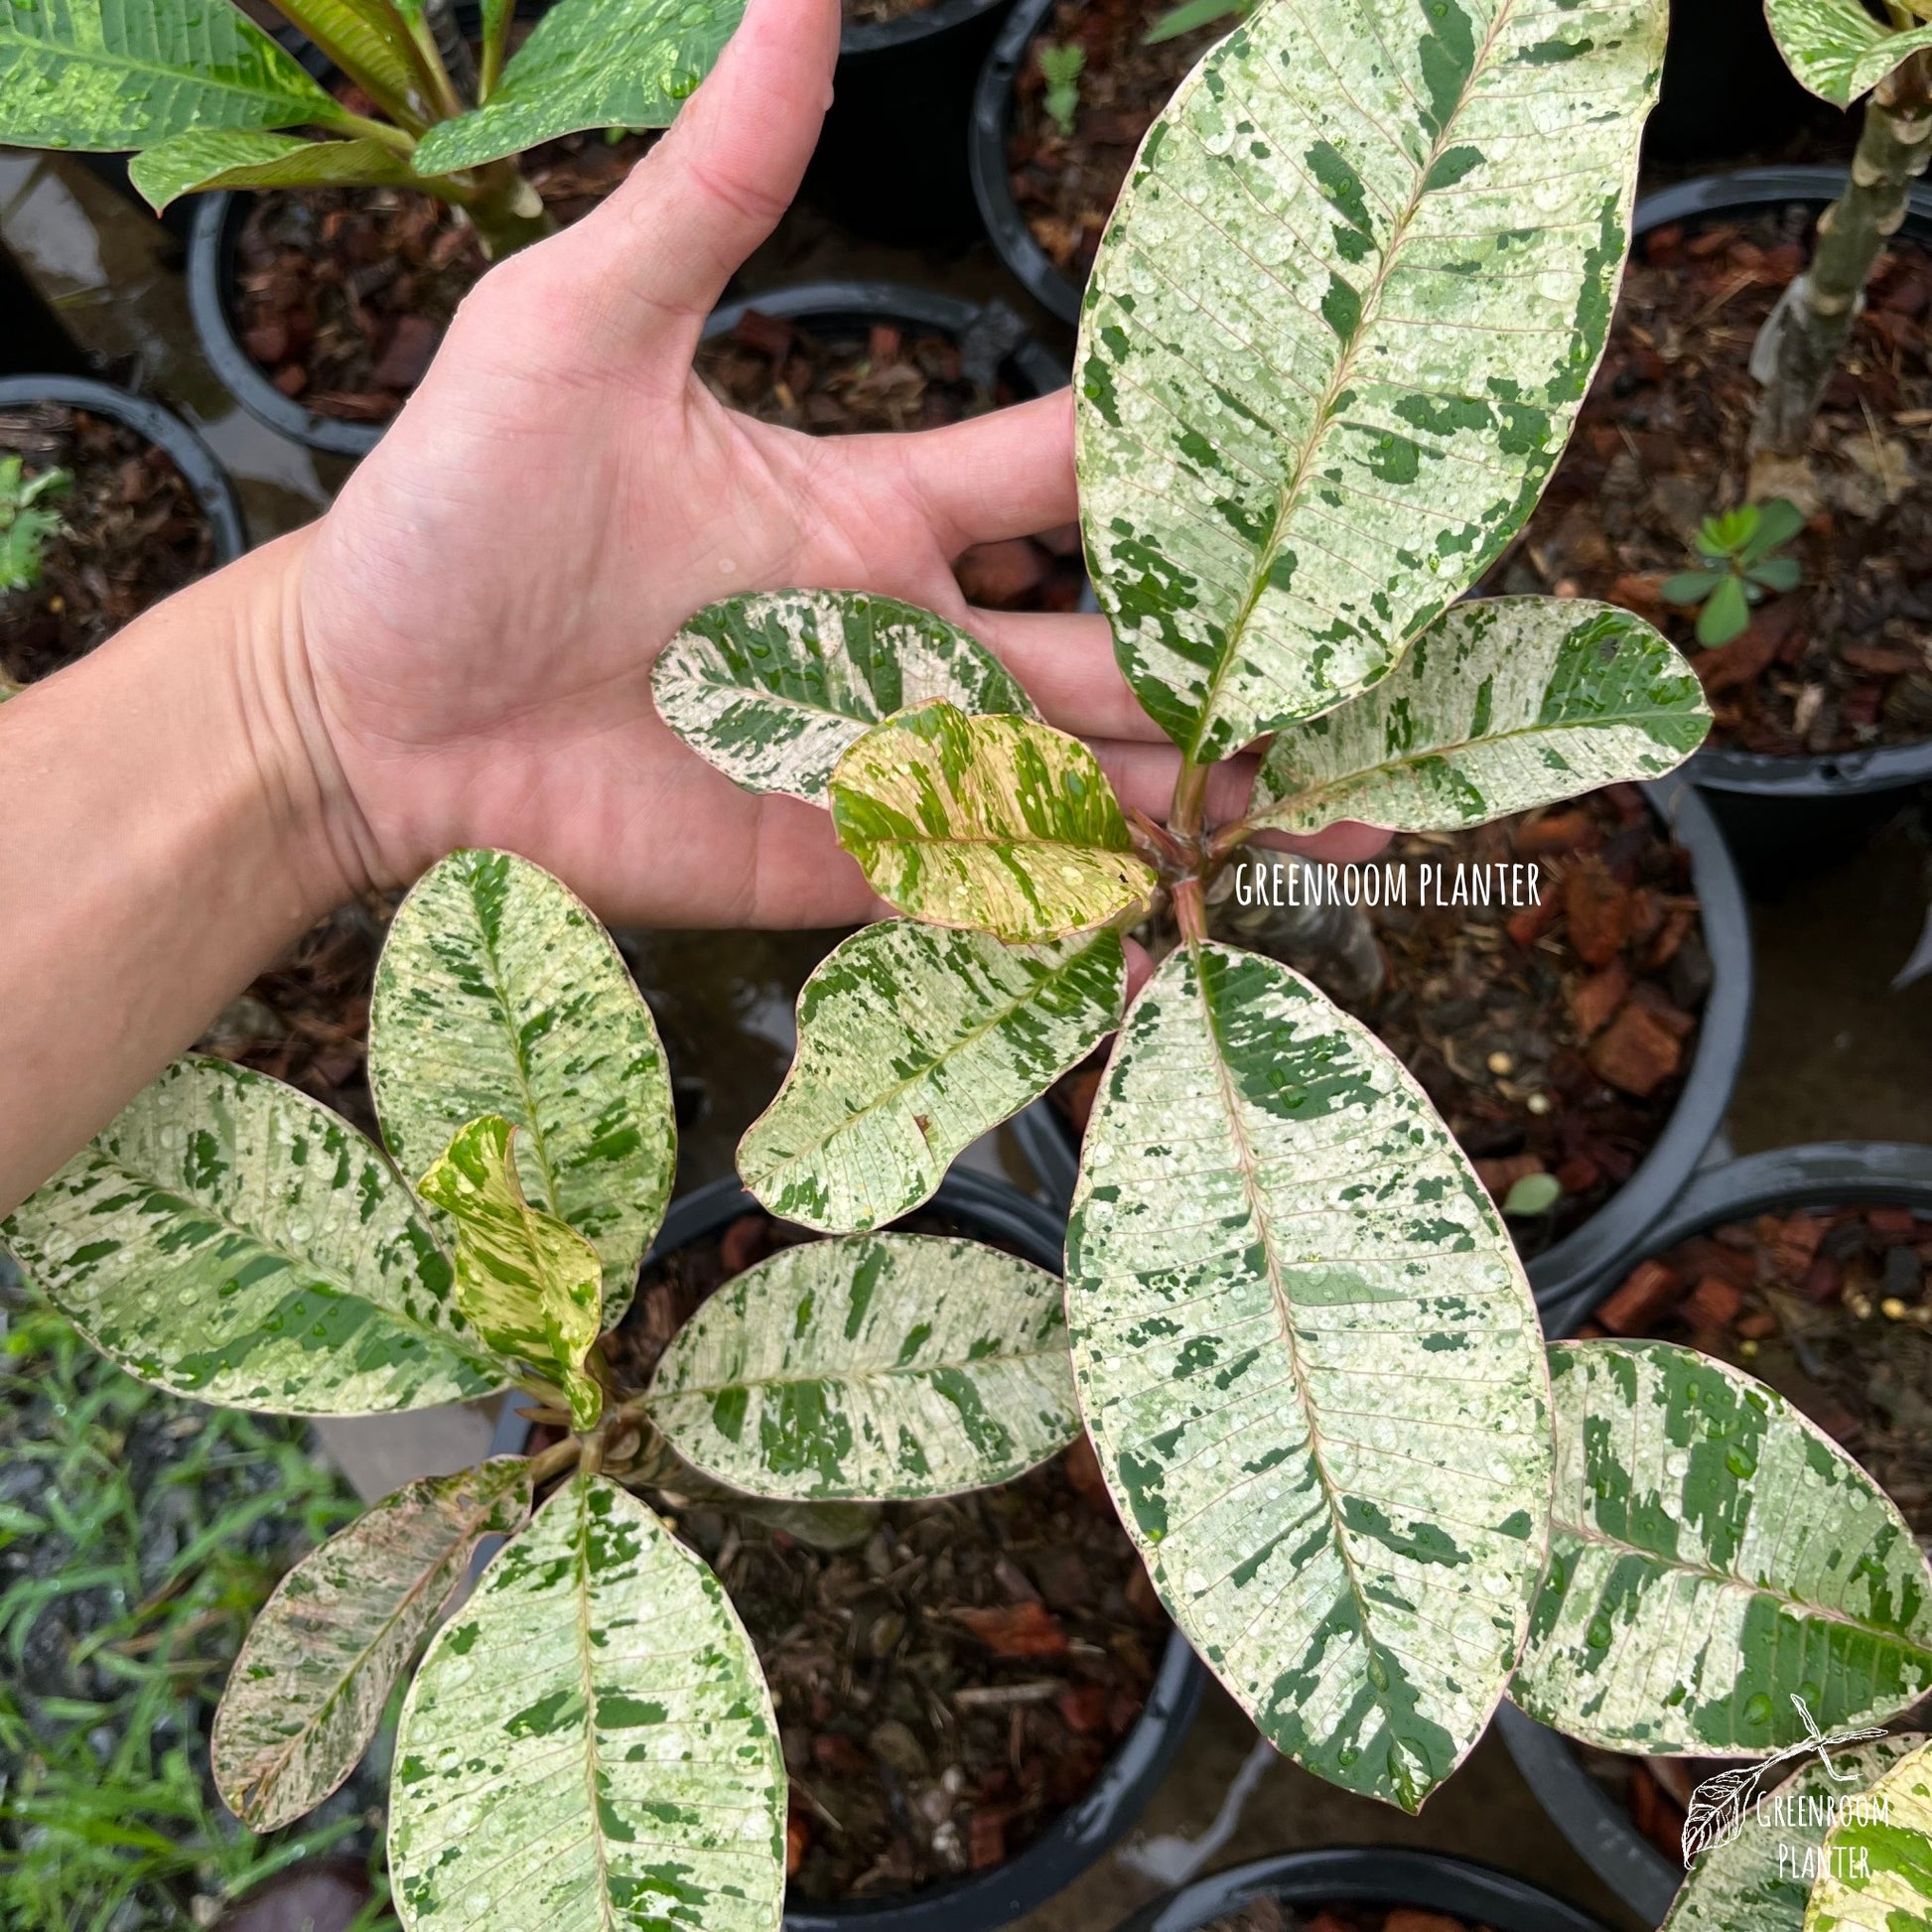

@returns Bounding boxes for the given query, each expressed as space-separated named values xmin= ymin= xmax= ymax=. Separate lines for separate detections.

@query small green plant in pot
xmin=12 ymin=4 xmax=1932 ymax=1929
xmin=0 ymin=0 xmax=744 ymax=254
xmin=0 ymin=456 xmax=69 ymax=596
xmin=1753 ymin=1 xmax=1932 ymax=457
xmin=1662 ymin=497 xmax=1806 ymax=645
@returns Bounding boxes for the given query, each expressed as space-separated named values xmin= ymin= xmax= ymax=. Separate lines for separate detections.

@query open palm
xmin=297 ymin=0 xmax=1379 ymax=929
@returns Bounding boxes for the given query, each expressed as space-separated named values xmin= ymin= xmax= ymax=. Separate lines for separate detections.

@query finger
xmin=543 ymin=0 xmax=839 ymax=341
xmin=967 ymin=609 xmax=1170 ymax=744
xmin=1123 ymin=935 xmax=1156 ymax=1003
xmin=866 ymin=389 xmax=1079 ymax=554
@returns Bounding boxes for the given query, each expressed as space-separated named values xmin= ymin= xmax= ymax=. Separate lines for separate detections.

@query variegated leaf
xmin=647 ymin=1233 xmax=1079 ymax=1500
xmin=389 ymin=1472 xmax=785 ymax=1932
xmin=651 ymin=590 xmax=1039 ymax=806
xmin=1807 ymin=1737 xmax=1932 ymax=1931
xmin=213 ymin=1457 xmax=533 ymax=1833
xmin=1075 ymin=0 xmax=1665 ymax=761
xmin=416 ymin=1117 xmax=604 ymax=1430
xmin=830 ymin=702 xmax=1156 ymax=944
xmin=1663 ymin=1736 xmax=1925 ymax=1932
xmin=129 ymin=132 xmax=429 ymax=216
xmin=1065 ymin=941 xmax=1551 ymax=1811
xmin=0 ymin=1056 xmax=497 ymax=1415
xmin=410 ymin=0 xmax=746 ymax=174
xmin=1514 ymin=1340 xmax=1932 ymax=1754
xmin=1250 ymin=600 xmax=1709 ymax=836
xmin=0 ymin=0 xmax=352 ymax=150
xmin=1766 ymin=0 xmax=1932 ymax=106
xmin=739 ymin=921 xmax=1124 ymax=1232
xmin=369 ymin=848 xmax=674 ymax=1326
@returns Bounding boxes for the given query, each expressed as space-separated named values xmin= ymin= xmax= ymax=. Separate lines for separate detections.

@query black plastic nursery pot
xmin=1112 ymin=1848 xmax=1611 ymax=1932
xmin=969 ymin=0 xmax=1083 ymax=327
xmin=702 ymin=278 xmax=1068 ymax=400
xmin=1013 ymin=772 xmax=1754 ymax=1327
xmin=1505 ymin=1140 xmax=1932 ymax=1928
xmin=0 ymin=373 xmax=249 ymax=573
xmin=1628 ymin=168 xmax=1932 ymax=891
xmin=503 ymin=1173 xmax=1206 ymax=1932
xmin=806 ymin=0 xmax=1021 ymax=247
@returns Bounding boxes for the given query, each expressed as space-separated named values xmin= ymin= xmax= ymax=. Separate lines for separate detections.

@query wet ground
xmin=6 ymin=148 xmax=1932 ymax=1932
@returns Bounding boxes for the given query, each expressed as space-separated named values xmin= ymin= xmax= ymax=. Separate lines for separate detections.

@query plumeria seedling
xmin=1662 ymin=498 xmax=1805 ymax=647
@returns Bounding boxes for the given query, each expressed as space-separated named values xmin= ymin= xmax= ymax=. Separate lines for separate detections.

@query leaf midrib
xmin=572 ymin=1477 xmax=619 ymax=1929
xmin=1184 ymin=0 xmax=1522 ymax=759
xmin=654 ymin=1337 xmax=1068 ymax=1403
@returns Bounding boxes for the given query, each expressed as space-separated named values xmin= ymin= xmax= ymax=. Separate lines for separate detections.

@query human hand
xmin=285 ymin=0 xmax=1384 ymax=930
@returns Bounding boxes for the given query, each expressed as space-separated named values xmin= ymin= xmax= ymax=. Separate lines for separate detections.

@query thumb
xmin=545 ymin=0 xmax=839 ymax=338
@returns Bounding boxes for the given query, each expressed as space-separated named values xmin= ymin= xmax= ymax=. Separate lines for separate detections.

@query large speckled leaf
xmin=416 ymin=1117 xmax=604 ymax=1430
xmin=1514 ymin=1340 xmax=1932 ymax=1754
xmin=739 ymin=921 xmax=1124 ymax=1232
xmin=369 ymin=848 xmax=674 ymax=1326
xmin=129 ymin=133 xmax=429 ymax=216
xmin=0 ymin=0 xmax=351 ymax=150
xmin=1075 ymin=0 xmax=1665 ymax=761
xmin=0 ymin=1056 xmax=497 ymax=1415
xmin=648 ymin=1233 xmax=1079 ymax=1500
xmin=213 ymin=1458 xmax=533 ymax=1833
xmin=389 ymin=1472 xmax=785 ymax=1932
xmin=830 ymin=703 xmax=1156 ymax=944
xmin=1766 ymin=0 xmax=1932 ymax=106
xmin=651 ymin=591 xmax=1040 ymax=807
xmin=1250 ymin=600 xmax=1709 ymax=836
xmin=410 ymin=0 xmax=746 ymax=174
xmin=1065 ymin=941 xmax=1551 ymax=1811
xmin=1807 ymin=1738 xmax=1932 ymax=1931
xmin=1661 ymin=1736 xmax=1925 ymax=1932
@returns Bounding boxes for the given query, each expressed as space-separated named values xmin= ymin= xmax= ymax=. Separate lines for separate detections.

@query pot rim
xmin=0 ymin=373 xmax=249 ymax=567
xmin=702 ymin=279 xmax=1068 ymax=400
xmin=968 ymin=0 xmax=1085 ymax=327
xmin=1630 ymin=165 xmax=1932 ymax=798
xmin=1108 ymin=1846 xmax=1612 ymax=1932
xmin=496 ymin=1172 xmax=1206 ymax=1932
xmin=1010 ymin=770 xmax=1754 ymax=1321
xmin=842 ymin=0 xmax=1015 ymax=60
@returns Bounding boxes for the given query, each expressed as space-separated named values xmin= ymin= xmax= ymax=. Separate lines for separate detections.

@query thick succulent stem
xmin=461 ymin=160 xmax=558 ymax=258
xmin=1750 ymin=51 xmax=1932 ymax=456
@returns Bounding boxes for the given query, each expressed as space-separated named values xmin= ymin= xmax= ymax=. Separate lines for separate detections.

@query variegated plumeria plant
xmin=10 ymin=2 xmax=1932 ymax=1928
xmin=1753 ymin=0 xmax=1932 ymax=453
xmin=0 ymin=0 xmax=741 ymax=255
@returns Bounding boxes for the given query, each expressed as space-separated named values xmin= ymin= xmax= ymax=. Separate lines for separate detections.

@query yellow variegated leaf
xmin=1807 ymin=1737 xmax=1932 ymax=1930
xmin=415 ymin=1116 xmax=603 ymax=1429
xmin=829 ymin=702 xmax=1156 ymax=943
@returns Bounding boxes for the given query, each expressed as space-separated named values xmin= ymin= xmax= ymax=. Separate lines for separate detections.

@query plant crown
xmin=10 ymin=3 xmax=1932 ymax=1929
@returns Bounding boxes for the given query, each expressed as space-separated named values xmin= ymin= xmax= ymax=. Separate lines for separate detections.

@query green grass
xmin=0 ymin=1286 xmax=397 ymax=1931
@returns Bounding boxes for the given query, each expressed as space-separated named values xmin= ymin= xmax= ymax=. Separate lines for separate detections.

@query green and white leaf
xmin=416 ymin=1116 xmax=604 ymax=1430
xmin=1807 ymin=1737 xmax=1932 ymax=1931
xmin=1250 ymin=600 xmax=1709 ymax=836
xmin=652 ymin=590 xmax=1040 ymax=806
xmin=1065 ymin=941 xmax=1551 ymax=1811
xmin=739 ymin=921 xmax=1124 ymax=1232
xmin=0 ymin=0 xmax=352 ymax=150
xmin=0 ymin=1056 xmax=497 ymax=1415
xmin=370 ymin=848 xmax=674 ymax=1325
xmin=389 ymin=1472 xmax=784 ymax=1932
xmin=1766 ymin=0 xmax=1932 ymax=105
xmin=213 ymin=1457 xmax=533 ymax=1833
xmin=830 ymin=703 xmax=1156 ymax=944
xmin=130 ymin=132 xmax=429 ymax=215
xmin=1662 ymin=1737 xmax=1925 ymax=1932
xmin=410 ymin=0 xmax=746 ymax=175
xmin=1514 ymin=1340 xmax=1932 ymax=1754
xmin=648 ymin=1233 xmax=1079 ymax=1500
xmin=1075 ymin=0 xmax=1666 ymax=761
